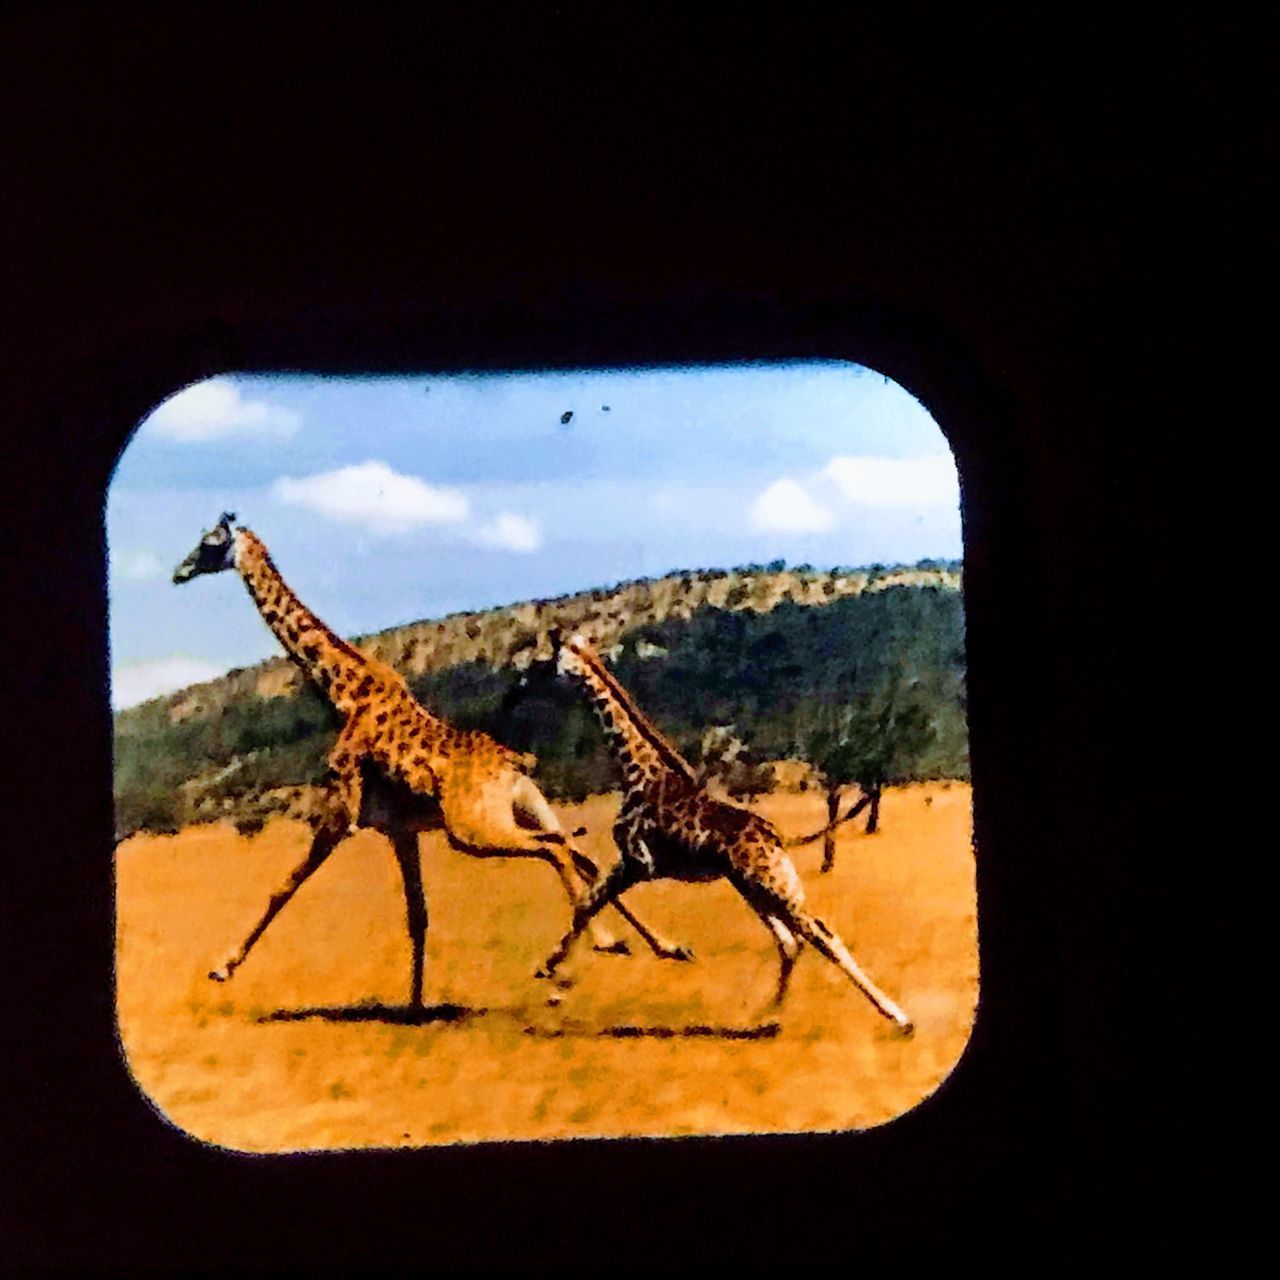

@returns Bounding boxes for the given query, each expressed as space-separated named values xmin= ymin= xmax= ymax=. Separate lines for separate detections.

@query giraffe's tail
xmin=781 ymin=792 xmax=872 ymax=848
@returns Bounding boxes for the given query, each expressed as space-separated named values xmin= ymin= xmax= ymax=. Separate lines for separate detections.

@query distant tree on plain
xmin=806 ymin=667 xmax=937 ymax=872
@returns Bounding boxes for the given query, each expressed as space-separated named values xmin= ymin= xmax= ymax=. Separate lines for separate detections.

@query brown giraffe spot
xmin=375 ymin=712 xmax=388 ymax=725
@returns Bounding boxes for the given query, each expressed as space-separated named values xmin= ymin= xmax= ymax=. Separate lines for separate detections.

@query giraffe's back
xmin=625 ymin=785 xmax=804 ymax=902
xmin=442 ymin=724 xmax=538 ymax=775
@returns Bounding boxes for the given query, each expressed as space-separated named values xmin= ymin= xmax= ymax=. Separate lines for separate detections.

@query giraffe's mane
xmin=238 ymin=528 xmax=371 ymax=667
xmin=570 ymin=641 xmax=696 ymax=781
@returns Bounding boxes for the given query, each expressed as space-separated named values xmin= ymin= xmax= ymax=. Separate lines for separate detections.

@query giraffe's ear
xmin=219 ymin=511 xmax=237 ymax=530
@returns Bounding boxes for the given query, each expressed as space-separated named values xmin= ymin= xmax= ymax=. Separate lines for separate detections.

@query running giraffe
xmin=535 ymin=630 xmax=913 ymax=1033
xmin=172 ymin=514 xmax=690 ymax=1007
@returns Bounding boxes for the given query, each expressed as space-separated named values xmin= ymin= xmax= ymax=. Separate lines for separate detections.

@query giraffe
xmin=171 ymin=514 xmax=689 ymax=1008
xmin=534 ymin=630 xmax=914 ymax=1034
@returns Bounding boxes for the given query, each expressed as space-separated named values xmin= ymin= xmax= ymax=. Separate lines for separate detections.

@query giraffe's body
xmin=173 ymin=516 xmax=688 ymax=1007
xmin=233 ymin=526 xmax=536 ymax=827
xmin=538 ymin=631 xmax=914 ymax=1033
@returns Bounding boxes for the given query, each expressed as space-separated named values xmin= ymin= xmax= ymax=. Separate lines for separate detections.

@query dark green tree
xmin=806 ymin=669 xmax=937 ymax=871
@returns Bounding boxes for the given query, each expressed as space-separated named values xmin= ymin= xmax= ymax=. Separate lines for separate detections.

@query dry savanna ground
xmin=115 ymin=783 xmax=976 ymax=1152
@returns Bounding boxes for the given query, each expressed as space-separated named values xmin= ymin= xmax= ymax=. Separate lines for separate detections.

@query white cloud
xmin=110 ymin=548 xmax=164 ymax=582
xmin=474 ymin=512 xmax=542 ymax=553
xmin=143 ymin=378 xmax=301 ymax=442
xmin=750 ymin=478 xmax=834 ymax=533
xmin=272 ymin=460 xmax=470 ymax=534
xmin=823 ymin=453 xmax=959 ymax=508
xmin=111 ymin=656 xmax=224 ymax=710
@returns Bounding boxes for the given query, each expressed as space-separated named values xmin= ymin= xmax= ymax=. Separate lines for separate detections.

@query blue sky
xmin=107 ymin=363 xmax=962 ymax=709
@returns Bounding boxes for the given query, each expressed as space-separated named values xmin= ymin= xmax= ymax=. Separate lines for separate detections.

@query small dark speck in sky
xmin=602 ymin=405 xmax=611 ymax=412
xmin=560 ymin=410 xmax=574 ymax=425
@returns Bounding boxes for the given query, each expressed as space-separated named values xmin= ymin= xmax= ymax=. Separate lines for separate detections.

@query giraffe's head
xmin=173 ymin=512 xmax=240 ymax=585
xmin=549 ymin=628 xmax=594 ymax=677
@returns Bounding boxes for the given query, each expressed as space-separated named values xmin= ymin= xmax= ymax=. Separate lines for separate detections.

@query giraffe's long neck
xmin=563 ymin=643 xmax=697 ymax=798
xmin=234 ymin=530 xmax=371 ymax=712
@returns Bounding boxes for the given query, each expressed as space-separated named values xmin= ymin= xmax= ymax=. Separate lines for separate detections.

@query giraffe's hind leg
xmin=437 ymin=776 xmax=628 ymax=957
xmin=729 ymin=881 xmax=800 ymax=1013
xmin=733 ymin=865 xmax=912 ymax=1033
xmin=511 ymin=774 xmax=690 ymax=960
xmin=788 ymin=909 xmax=913 ymax=1034
xmin=762 ymin=914 xmax=801 ymax=1010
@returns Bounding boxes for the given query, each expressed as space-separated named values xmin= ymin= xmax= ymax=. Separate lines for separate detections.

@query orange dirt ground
xmin=115 ymin=783 xmax=977 ymax=1152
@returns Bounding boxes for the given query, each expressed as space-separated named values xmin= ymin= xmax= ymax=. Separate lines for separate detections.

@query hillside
xmin=113 ymin=561 xmax=965 ymax=838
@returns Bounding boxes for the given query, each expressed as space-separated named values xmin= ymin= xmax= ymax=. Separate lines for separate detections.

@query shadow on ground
xmin=259 ymin=1001 xmax=780 ymax=1040
xmin=259 ymin=1002 xmax=480 ymax=1027
xmin=524 ymin=1019 xmax=781 ymax=1040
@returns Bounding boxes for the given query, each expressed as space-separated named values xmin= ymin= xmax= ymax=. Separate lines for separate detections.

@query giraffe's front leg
xmin=326 ymin=723 xmax=369 ymax=836
xmin=389 ymin=827 xmax=428 ymax=1010
xmin=608 ymin=896 xmax=695 ymax=963
xmin=210 ymin=814 xmax=345 ymax=982
xmin=536 ymin=857 xmax=637 ymax=982
xmin=511 ymin=773 xmax=688 ymax=960
xmin=610 ymin=835 xmax=694 ymax=961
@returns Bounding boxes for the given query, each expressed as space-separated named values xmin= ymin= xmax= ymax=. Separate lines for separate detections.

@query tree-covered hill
xmin=113 ymin=564 xmax=965 ymax=838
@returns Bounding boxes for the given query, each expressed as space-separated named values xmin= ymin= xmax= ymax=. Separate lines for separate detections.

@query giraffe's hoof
xmin=208 ymin=967 xmax=231 ymax=983
xmin=593 ymin=938 xmax=631 ymax=956
xmin=535 ymin=965 xmax=573 ymax=990
xmin=662 ymin=945 xmax=695 ymax=962
xmin=896 ymin=1018 xmax=915 ymax=1038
